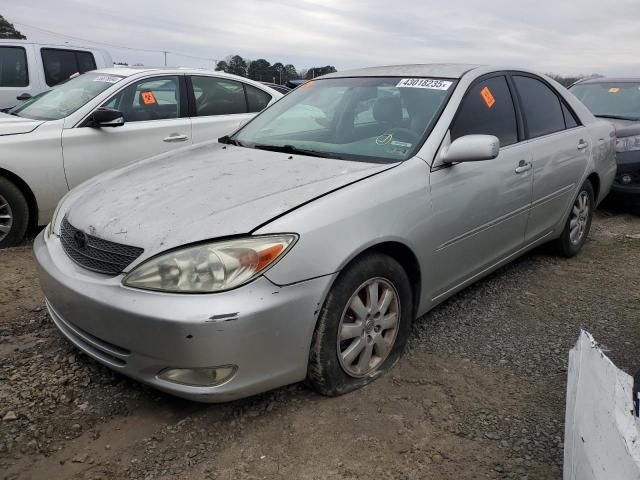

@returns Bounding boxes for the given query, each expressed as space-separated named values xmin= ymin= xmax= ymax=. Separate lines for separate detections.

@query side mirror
xmin=16 ymin=93 xmax=32 ymax=101
xmin=89 ymin=107 xmax=125 ymax=128
xmin=442 ymin=134 xmax=500 ymax=163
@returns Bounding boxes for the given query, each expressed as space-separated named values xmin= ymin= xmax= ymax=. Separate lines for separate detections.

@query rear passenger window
xmin=562 ymin=102 xmax=579 ymax=129
xmin=451 ymin=75 xmax=518 ymax=147
xmin=191 ymin=76 xmax=247 ymax=116
xmin=0 ymin=46 xmax=28 ymax=87
xmin=513 ymin=75 xmax=565 ymax=138
xmin=246 ymin=84 xmax=272 ymax=112
xmin=41 ymin=48 xmax=97 ymax=86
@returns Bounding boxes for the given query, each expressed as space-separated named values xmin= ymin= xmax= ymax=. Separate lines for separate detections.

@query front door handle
xmin=163 ymin=134 xmax=189 ymax=143
xmin=577 ymin=139 xmax=588 ymax=151
xmin=515 ymin=160 xmax=532 ymax=174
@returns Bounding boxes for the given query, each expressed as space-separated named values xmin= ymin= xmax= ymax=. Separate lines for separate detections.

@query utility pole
xmin=163 ymin=51 xmax=167 ymax=66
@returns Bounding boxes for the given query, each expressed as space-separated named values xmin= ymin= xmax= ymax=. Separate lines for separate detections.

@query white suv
xmin=0 ymin=67 xmax=282 ymax=247
xmin=0 ymin=40 xmax=113 ymax=109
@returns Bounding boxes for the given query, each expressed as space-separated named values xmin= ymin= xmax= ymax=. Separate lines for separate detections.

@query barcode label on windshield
xmin=396 ymin=78 xmax=452 ymax=90
xmin=93 ymin=75 xmax=121 ymax=84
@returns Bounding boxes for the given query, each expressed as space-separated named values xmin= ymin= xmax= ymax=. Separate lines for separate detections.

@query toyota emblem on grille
xmin=74 ymin=230 xmax=88 ymax=248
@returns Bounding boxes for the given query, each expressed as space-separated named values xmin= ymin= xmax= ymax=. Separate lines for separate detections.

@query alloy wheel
xmin=569 ymin=191 xmax=590 ymax=245
xmin=337 ymin=277 xmax=400 ymax=378
xmin=0 ymin=193 xmax=13 ymax=243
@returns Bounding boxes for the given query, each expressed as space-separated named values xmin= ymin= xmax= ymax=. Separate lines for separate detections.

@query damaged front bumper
xmin=34 ymin=231 xmax=334 ymax=402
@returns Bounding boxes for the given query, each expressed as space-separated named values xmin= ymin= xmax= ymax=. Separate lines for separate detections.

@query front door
xmin=62 ymin=75 xmax=191 ymax=189
xmin=428 ymin=74 xmax=533 ymax=300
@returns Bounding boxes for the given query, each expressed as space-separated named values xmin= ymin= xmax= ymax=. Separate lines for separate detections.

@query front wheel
xmin=553 ymin=180 xmax=594 ymax=257
xmin=307 ymin=252 xmax=413 ymax=396
xmin=0 ymin=177 xmax=29 ymax=249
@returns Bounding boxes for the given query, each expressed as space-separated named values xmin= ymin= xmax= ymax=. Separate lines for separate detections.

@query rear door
xmin=188 ymin=75 xmax=271 ymax=144
xmin=61 ymin=74 xmax=192 ymax=189
xmin=511 ymin=74 xmax=589 ymax=242
xmin=428 ymin=74 xmax=533 ymax=299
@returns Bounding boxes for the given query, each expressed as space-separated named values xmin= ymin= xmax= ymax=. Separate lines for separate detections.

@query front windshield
xmin=570 ymin=82 xmax=640 ymax=121
xmin=9 ymin=72 xmax=125 ymax=120
xmin=233 ymin=76 xmax=456 ymax=162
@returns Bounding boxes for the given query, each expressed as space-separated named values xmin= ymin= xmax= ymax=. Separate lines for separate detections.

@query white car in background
xmin=0 ymin=67 xmax=282 ymax=247
xmin=0 ymin=40 xmax=113 ymax=109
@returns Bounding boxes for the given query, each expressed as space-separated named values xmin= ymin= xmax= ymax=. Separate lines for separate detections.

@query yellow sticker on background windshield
xmin=480 ymin=86 xmax=496 ymax=108
xmin=608 ymin=87 xmax=620 ymax=93
xmin=297 ymin=81 xmax=314 ymax=91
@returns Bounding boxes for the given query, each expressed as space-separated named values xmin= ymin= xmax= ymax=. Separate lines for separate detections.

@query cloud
xmin=4 ymin=0 xmax=640 ymax=75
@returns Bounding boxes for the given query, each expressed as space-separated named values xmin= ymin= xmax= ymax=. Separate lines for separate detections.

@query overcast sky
xmin=3 ymin=0 xmax=639 ymax=76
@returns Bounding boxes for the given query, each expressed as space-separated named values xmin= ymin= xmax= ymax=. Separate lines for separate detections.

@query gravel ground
xmin=1 ymin=207 xmax=639 ymax=480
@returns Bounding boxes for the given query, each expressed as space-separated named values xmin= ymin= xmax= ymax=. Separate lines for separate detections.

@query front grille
xmin=60 ymin=216 xmax=143 ymax=275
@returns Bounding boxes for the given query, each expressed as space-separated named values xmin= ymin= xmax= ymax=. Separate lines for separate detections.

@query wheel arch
xmin=333 ymin=240 xmax=422 ymax=319
xmin=586 ymin=171 xmax=600 ymax=204
xmin=0 ymin=168 xmax=38 ymax=229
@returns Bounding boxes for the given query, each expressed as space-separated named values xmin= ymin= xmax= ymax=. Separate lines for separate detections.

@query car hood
xmin=0 ymin=112 xmax=44 ymax=135
xmin=66 ymin=142 xmax=396 ymax=262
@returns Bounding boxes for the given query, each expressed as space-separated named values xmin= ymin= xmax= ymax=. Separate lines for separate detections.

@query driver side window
xmin=102 ymin=76 xmax=181 ymax=122
xmin=450 ymin=75 xmax=518 ymax=147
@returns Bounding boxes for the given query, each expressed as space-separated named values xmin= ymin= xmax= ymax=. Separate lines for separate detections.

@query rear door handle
xmin=515 ymin=160 xmax=532 ymax=174
xmin=163 ymin=134 xmax=189 ymax=143
xmin=577 ymin=139 xmax=588 ymax=150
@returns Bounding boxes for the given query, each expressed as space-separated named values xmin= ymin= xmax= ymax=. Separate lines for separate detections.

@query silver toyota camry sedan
xmin=34 ymin=64 xmax=616 ymax=402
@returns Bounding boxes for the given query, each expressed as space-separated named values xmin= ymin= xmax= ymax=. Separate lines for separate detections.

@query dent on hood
xmin=66 ymin=141 xmax=397 ymax=263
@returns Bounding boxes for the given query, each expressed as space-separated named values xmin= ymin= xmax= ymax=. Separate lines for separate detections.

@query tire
xmin=553 ymin=180 xmax=594 ymax=257
xmin=0 ymin=177 xmax=29 ymax=249
xmin=307 ymin=252 xmax=413 ymax=396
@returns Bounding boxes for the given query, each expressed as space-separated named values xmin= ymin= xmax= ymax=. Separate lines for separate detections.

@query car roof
xmin=92 ymin=67 xmax=282 ymax=95
xmin=574 ymin=76 xmax=640 ymax=85
xmin=320 ymin=64 xmax=482 ymax=80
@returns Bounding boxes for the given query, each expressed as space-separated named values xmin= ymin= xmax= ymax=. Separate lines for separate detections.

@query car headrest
xmin=373 ymin=96 xmax=403 ymax=124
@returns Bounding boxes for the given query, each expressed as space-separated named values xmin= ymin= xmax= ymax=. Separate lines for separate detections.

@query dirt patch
xmin=1 ymin=210 xmax=639 ymax=480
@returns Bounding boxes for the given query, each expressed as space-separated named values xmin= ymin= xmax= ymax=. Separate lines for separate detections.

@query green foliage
xmin=214 ymin=54 xmax=334 ymax=84
xmin=0 ymin=15 xmax=26 ymax=40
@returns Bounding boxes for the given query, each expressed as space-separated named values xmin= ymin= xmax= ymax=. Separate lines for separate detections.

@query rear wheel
xmin=307 ymin=253 xmax=413 ymax=396
xmin=0 ymin=177 xmax=29 ymax=249
xmin=553 ymin=180 xmax=594 ymax=257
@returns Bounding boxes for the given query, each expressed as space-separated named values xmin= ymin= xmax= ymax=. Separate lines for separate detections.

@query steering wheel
xmin=387 ymin=127 xmax=420 ymax=144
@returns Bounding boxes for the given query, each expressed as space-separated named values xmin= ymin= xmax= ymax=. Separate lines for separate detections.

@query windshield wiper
xmin=218 ymin=135 xmax=243 ymax=146
xmin=595 ymin=114 xmax=640 ymax=121
xmin=252 ymin=144 xmax=340 ymax=159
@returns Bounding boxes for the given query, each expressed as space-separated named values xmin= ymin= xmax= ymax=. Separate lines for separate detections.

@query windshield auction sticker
xmin=396 ymin=78 xmax=452 ymax=90
xmin=93 ymin=75 xmax=122 ymax=84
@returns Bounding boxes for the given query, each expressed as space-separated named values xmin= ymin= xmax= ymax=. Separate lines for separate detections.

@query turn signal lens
xmin=123 ymin=235 xmax=297 ymax=293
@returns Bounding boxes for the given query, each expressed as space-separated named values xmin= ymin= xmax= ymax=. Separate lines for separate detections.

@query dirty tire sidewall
xmin=556 ymin=179 xmax=594 ymax=258
xmin=0 ymin=177 xmax=29 ymax=249
xmin=307 ymin=252 xmax=413 ymax=397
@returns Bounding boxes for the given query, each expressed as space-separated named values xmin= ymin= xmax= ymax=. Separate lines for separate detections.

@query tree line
xmin=215 ymin=54 xmax=337 ymax=84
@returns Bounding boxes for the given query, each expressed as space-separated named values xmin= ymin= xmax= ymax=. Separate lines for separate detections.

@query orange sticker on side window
xmin=608 ymin=87 xmax=620 ymax=93
xmin=141 ymin=91 xmax=157 ymax=105
xmin=480 ymin=86 xmax=496 ymax=108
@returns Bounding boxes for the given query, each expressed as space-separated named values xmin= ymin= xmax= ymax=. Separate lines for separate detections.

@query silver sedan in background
xmin=34 ymin=64 xmax=616 ymax=402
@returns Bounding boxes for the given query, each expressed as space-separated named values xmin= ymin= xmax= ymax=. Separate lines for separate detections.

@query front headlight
xmin=123 ymin=235 xmax=297 ymax=293
xmin=616 ymin=135 xmax=640 ymax=153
